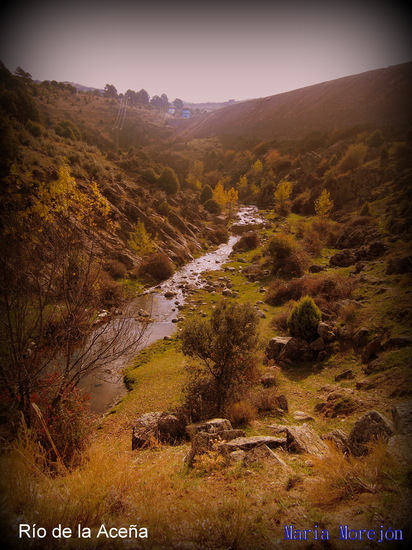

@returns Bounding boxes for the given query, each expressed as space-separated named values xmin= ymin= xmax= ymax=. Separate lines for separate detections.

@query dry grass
xmin=1 ymin=425 xmax=285 ymax=549
xmin=307 ymin=441 xmax=400 ymax=507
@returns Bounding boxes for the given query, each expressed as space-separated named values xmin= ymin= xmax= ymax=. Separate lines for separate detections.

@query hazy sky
xmin=1 ymin=0 xmax=411 ymax=103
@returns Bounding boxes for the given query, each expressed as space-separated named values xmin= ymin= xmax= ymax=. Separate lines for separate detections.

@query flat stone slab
xmin=219 ymin=435 xmax=286 ymax=453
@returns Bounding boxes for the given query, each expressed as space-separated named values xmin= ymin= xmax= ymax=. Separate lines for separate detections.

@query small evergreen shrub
xmin=287 ymin=295 xmax=321 ymax=342
xmin=158 ymin=167 xmax=180 ymax=194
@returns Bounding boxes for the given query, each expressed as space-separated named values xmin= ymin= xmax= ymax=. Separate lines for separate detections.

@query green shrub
xmin=55 ymin=120 xmax=81 ymax=140
xmin=367 ymin=129 xmax=384 ymax=147
xmin=337 ymin=143 xmax=367 ymax=173
xmin=287 ymin=295 xmax=321 ymax=342
xmin=26 ymin=119 xmax=43 ymax=137
xmin=158 ymin=167 xmax=180 ymax=194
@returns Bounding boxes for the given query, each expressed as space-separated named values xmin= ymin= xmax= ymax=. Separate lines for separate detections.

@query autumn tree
xmin=274 ymin=180 xmax=293 ymax=216
xmin=128 ymin=220 xmax=156 ymax=256
xmin=315 ymin=189 xmax=333 ymax=219
xmin=0 ymin=164 xmax=148 ymax=433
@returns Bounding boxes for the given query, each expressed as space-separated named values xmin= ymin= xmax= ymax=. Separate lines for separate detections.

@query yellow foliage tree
xmin=129 ymin=220 xmax=156 ymax=256
xmin=213 ymin=182 xmax=228 ymax=207
xmin=315 ymin=189 xmax=333 ymax=219
xmin=274 ymin=180 xmax=293 ymax=215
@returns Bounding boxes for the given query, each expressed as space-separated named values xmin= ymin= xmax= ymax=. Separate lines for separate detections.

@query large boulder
xmin=285 ymin=424 xmax=328 ymax=457
xmin=347 ymin=411 xmax=394 ymax=457
xmin=132 ymin=412 xmax=185 ymax=450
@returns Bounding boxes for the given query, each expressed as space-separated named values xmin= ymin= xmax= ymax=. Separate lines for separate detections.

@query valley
xmin=0 ymin=60 xmax=411 ymax=549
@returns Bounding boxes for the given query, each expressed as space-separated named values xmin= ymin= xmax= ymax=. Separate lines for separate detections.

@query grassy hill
xmin=177 ymin=62 xmax=412 ymax=142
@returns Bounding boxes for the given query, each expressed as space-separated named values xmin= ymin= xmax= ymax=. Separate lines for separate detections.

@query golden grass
xmin=307 ymin=441 xmax=400 ymax=507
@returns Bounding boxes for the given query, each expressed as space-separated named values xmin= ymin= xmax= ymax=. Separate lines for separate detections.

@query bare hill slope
xmin=177 ymin=63 xmax=412 ymax=141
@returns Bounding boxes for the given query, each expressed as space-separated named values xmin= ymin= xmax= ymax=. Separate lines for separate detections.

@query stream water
xmin=82 ymin=206 xmax=265 ymax=413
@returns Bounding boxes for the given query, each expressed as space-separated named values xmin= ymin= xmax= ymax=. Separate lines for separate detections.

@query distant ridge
xmin=177 ymin=63 xmax=412 ymax=141
xmin=63 ymin=81 xmax=104 ymax=94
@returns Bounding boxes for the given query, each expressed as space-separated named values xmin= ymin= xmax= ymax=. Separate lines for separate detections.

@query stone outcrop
xmin=321 ymin=429 xmax=349 ymax=453
xmin=392 ymin=401 xmax=412 ymax=436
xmin=186 ymin=418 xmax=233 ymax=440
xmin=185 ymin=427 xmax=245 ymax=466
xmin=347 ymin=411 xmax=394 ymax=457
xmin=285 ymin=424 xmax=328 ymax=457
xmin=132 ymin=412 xmax=186 ymax=449
xmin=219 ymin=435 xmax=286 ymax=453
xmin=265 ymin=337 xmax=291 ymax=362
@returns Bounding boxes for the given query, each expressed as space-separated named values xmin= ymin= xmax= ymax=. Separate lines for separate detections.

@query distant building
xmin=181 ymin=108 xmax=191 ymax=118
xmin=167 ymin=107 xmax=176 ymax=115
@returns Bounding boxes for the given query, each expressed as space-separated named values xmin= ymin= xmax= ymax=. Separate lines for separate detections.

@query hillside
xmin=177 ymin=62 xmax=412 ymax=142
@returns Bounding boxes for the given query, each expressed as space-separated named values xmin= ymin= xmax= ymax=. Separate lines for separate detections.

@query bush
xmin=158 ymin=167 xmax=180 ymax=194
xmin=26 ymin=119 xmax=43 ymax=137
xmin=251 ymin=388 xmax=282 ymax=414
xmin=209 ymin=226 xmax=229 ymax=245
xmin=266 ymin=233 xmax=308 ymax=278
xmin=337 ymin=143 xmax=367 ymax=173
xmin=287 ymin=296 xmax=321 ymax=342
xmin=203 ymin=198 xmax=221 ymax=214
xmin=181 ymin=300 xmax=259 ymax=416
xmin=265 ymin=274 xmax=354 ymax=313
xmin=233 ymin=231 xmax=260 ymax=251
xmin=138 ymin=252 xmax=174 ymax=282
xmin=55 ymin=120 xmax=81 ymax=140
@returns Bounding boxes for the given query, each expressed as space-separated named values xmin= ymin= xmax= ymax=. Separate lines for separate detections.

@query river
xmin=82 ymin=206 xmax=265 ymax=413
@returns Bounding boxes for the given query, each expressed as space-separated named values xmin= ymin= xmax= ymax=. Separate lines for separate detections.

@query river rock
xmin=278 ymin=337 xmax=311 ymax=365
xmin=347 ymin=411 xmax=394 ymax=457
xmin=317 ymin=322 xmax=336 ymax=342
